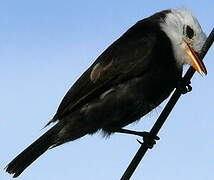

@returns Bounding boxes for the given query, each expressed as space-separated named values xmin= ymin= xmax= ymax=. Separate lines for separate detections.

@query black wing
xmin=52 ymin=21 xmax=158 ymax=122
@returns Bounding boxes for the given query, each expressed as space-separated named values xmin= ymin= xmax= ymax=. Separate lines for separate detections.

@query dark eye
xmin=186 ymin=25 xmax=194 ymax=39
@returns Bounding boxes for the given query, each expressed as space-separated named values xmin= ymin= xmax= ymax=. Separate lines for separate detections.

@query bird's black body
xmin=6 ymin=10 xmax=184 ymax=177
xmin=53 ymin=10 xmax=181 ymax=134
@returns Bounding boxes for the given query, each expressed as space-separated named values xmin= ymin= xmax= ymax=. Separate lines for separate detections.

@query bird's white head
xmin=161 ymin=9 xmax=207 ymax=75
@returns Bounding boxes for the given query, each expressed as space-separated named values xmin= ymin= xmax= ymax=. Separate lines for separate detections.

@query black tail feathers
xmin=5 ymin=123 xmax=62 ymax=178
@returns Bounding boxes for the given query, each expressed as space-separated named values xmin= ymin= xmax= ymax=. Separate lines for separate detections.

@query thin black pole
xmin=120 ymin=27 xmax=214 ymax=180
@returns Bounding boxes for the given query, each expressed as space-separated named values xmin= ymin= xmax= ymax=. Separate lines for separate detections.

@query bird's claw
xmin=136 ymin=132 xmax=160 ymax=149
xmin=176 ymin=79 xmax=192 ymax=94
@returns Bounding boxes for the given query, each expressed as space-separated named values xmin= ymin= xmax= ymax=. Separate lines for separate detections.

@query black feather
xmin=5 ymin=123 xmax=62 ymax=177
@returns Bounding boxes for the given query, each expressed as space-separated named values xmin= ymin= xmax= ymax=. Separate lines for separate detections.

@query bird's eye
xmin=186 ymin=25 xmax=194 ymax=39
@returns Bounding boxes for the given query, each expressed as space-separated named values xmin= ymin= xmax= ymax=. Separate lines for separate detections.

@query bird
xmin=6 ymin=8 xmax=207 ymax=178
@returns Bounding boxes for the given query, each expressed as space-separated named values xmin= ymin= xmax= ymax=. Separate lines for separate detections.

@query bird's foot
xmin=176 ymin=79 xmax=192 ymax=94
xmin=136 ymin=132 xmax=160 ymax=149
xmin=115 ymin=129 xmax=159 ymax=149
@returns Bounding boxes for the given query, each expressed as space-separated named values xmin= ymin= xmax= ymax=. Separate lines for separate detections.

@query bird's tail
xmin=5 ymin=123 xmax=63 ymax=178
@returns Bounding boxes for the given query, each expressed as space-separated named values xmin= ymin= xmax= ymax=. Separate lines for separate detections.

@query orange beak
xmin=184 ymin=40 xmax=207 ymax=75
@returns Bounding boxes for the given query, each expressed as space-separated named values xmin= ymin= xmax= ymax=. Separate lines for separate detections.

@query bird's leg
xmin=176 ymin=78 xmax=192 ymax=94
xmin=115 ymin=128 xmax=160 ymax=149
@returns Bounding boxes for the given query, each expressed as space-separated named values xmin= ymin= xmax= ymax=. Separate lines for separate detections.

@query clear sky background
xmin=1 ymin=1 xmax=213 ymax=180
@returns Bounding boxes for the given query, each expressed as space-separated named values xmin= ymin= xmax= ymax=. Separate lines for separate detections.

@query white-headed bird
xmin=6 ymin=9 xmax=207 ymax=177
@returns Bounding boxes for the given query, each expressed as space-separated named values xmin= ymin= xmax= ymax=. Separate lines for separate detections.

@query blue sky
xmin=1 ymin=1 xmax=213 ymax=180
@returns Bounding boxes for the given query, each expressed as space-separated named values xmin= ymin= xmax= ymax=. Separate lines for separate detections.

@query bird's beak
xmin=184 ymin=40 xmax=207 ymax=75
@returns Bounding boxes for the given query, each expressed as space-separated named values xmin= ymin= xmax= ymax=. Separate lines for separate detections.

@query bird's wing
xmin=52 ymin=22 xmax=158 ymax=121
